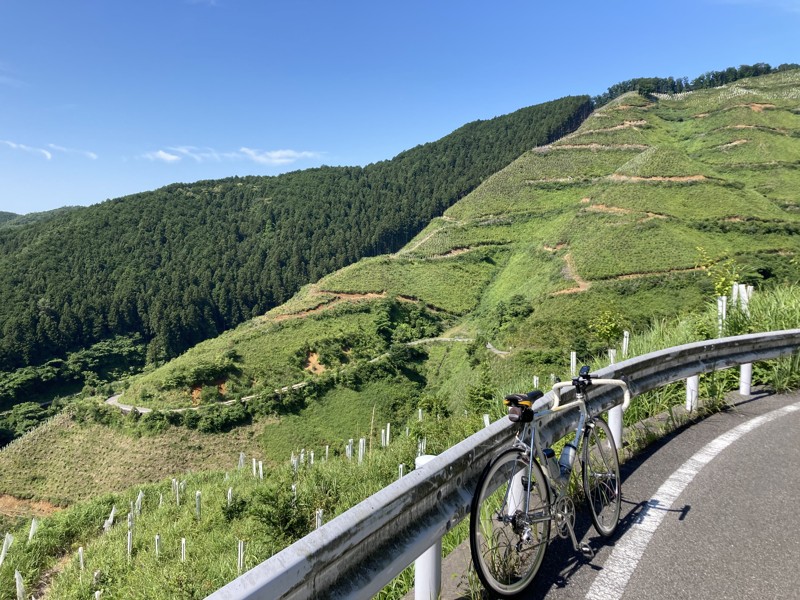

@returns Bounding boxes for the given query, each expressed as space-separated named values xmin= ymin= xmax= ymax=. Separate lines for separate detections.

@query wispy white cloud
xmin=1 ymin=139 xmax=52 ymax=160
xmin=142 ymin=149 xmax=182 ymax=163
xmin=48 ymin=143 xmax=98 ymax=160
xmin=239 ymin=148 xmax=322 ymax=165
xmin=140 ymin=146 xmax=322 ymax=166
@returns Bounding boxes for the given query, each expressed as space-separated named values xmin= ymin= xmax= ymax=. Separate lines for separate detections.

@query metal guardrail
xmin=206 ymin=329 xmax=800 ymax=600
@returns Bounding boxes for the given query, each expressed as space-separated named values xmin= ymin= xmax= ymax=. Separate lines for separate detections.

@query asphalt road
xmin=433 ymin=390 xmax=800 ymax=599
xmin=519 ymin=390 xmax=800 ymax=600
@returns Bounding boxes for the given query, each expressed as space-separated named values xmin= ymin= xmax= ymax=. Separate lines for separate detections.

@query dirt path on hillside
xmin=272 ymin=291 xmax=387 ymax=322
xmin=553 ymin=253 xmax=591 ymax=295
xmin=608 ymin=174 xmax=707 ymax=183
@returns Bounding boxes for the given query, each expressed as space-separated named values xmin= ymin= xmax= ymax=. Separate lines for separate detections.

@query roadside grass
xmin=0 ymin=410 xmax=269 ymax=506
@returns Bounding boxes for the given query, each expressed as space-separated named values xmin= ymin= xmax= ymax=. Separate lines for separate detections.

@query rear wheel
xmin=582 ymin=417 xmax=621 ymax=536
xmin=470 ymin=448 xmax=551 ymax=598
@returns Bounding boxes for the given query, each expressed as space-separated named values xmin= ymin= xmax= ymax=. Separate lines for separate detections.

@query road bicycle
xmin=469 ymin=366 xmax=631 ymax=598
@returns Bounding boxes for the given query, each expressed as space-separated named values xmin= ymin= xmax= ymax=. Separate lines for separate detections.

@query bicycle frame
xmin=508 ymin=377 xmax=630 ymax=548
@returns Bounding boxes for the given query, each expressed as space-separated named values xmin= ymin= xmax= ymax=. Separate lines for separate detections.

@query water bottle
xmin=558 ymin=443 xmax=577 ymax=480
xmin=542 ymin=448 xmax=560 ymax=481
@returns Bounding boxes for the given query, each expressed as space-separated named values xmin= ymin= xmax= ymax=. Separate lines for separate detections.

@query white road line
xmin=586 ymin=401 xmax=800 ymax=600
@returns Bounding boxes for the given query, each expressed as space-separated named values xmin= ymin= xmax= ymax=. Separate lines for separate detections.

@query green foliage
xmin=588 ymin=310 xmax=625 ymax=348
xmin=696 ymin=246 xmax=740 ymax=298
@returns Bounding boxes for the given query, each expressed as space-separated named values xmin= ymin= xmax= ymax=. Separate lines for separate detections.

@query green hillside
xmin=0 ymin=96 xmax=591 ymax=409
xmin=1 ymin=68 xmax=800 ymax=599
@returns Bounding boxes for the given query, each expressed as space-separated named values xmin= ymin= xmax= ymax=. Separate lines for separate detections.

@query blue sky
xmin=1 ymin=0 xmax=798 ymax=215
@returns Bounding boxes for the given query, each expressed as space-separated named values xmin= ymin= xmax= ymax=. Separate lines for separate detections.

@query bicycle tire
xmin=470 ymin=448 xmax=551 ymax=598
xmin=582 ymin=416 xmax=621 ymax=537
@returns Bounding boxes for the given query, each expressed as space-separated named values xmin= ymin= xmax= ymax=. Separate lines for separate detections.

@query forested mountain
xmin=0 ymin=96 xmax=592 ymax=396
xmin=0 ymin=212 xmax=16 ymax=224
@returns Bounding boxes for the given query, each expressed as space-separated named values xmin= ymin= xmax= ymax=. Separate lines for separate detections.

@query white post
xmin=740 ymin=363 xmax=752 ymax=396
xmin=358 ymin=438 xmax=365 ymax=465
xmin=622 ymin=330 xmax=630 ymax=358
xmin=533 ymin=375 xmax=539 ymax=389
xmin=686 ymin=375 xmax=699 ymax=412
xmin=607 ymin=349 xmax=623 ymax=449
xmin=252 ymin=458 xmax=257 ymax=477
xmin=78 ymin=546 xmax=84 ymax=571
xmin=414 ymin=455 xmax=441 ymax=600
xmin=315 ymin=509 xmax=323 ymax=529
xmin=195 ymin=491 xmax=201 ymax=520
xmin=28 ymin=518 xmax=38 ymax=542
xmin=15 ymin=570 xmax=25 ymax=600
xmin=237 ymin=540 xmax=245 ymax=574
xmin=325 ymin=445 xmax=329 ymax=461
xmin=0 ymin=533 xmax=12 ymax=568
xmin=155 ymin=534 xmax=161 ymax=558
xmin=227 ymin=487 xmax=233 ymax=507
xmin=127 ymin=530 xmax=133 ymax=562
xmin=717 ymin=296 xmax=727 ymax=337
xmin=570 ymin=351 xmax=577 ymax=377
xmin=181 ymin=538 xmax=186 ymax=562
xmin=483 ymin=414 xmax=491 ymax=428
xmin=418 ymin=408 xmax=423 ymax=421
xmin=386 ymin=422 xmax=391 ymax=445
xmin=399 ymin=464 xmax=405 ymax=479
xmin=310 ymin=450 xmax=314 ymax=466
xmin=258 ymin=461 xmax=263 ymax=480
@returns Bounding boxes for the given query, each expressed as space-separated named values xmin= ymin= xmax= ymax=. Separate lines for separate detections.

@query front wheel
xmin=470 ymin=448 xmax=551 ymax=598
xmin=582 ymin=416 xmax=621 ymax=536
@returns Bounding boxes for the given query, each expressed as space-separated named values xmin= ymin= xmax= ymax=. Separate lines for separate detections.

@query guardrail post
xmin=686 ymin=375 xmax=699 ymax=412
xmin=739 ymin=363 xmax=752 ymax=396
xmin=607 ymin=350 xmax=623 ymax=449
xmin=414 ymin=454 xmax=441 ymax=600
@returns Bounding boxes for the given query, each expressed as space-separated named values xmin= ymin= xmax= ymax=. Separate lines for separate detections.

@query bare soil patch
xmin=0 ymin=494 xmax=61 ymax=518
xmin=305 ymin=352 xmax=325 ymax=375
xmin=745 ymin=103 xmax=775 ymax=112
xmin=554 ymin=143 xmax=649 ymax=151
xmin=585 ymin=203 xmax=632 ymax=215
xmin=719 ymin=139 xmax=748 ymax=150
xmin=431 ymin=248 xmax=471 ymax=259
xmin=609 ymin=174 xmax=707 ymax=183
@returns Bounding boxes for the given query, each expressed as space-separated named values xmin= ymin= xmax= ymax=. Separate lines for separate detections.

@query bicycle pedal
xmin=579 ymin=543 xmax=595 ymax=559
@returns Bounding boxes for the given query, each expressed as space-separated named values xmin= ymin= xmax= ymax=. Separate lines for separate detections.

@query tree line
xmin=592 ymin=62 xmax=800 ymax=106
